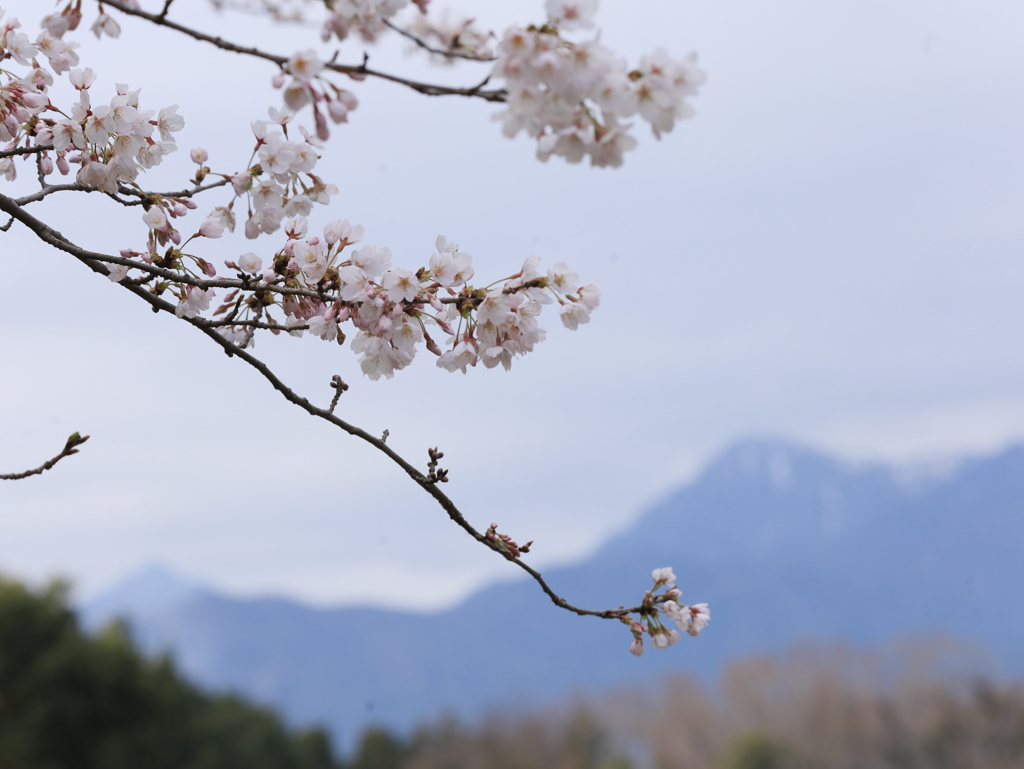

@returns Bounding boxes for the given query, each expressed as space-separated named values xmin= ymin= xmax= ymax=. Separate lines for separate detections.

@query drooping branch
xmin=1 ymin=432 xmax=90 ymax=481
xmin=99 ymin=0 xmax=508 ymax=102
xmin=3 ymin=193 xmax=642 ymax=620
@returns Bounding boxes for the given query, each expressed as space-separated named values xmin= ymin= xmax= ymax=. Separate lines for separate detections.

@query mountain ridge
xmin=80 ymin=438 xmax=1024 ymax=747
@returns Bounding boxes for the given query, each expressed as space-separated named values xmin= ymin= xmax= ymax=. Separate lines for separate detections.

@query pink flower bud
xmin=56 ymin=154 xmax=70 ymax=175
xmin=315 ymin=110 xmax=330 ymax=142
xmin=172 ymin=202 xmax=187 ymax=217
xmin=40 ymin=155 xmax=53 ymax=175
xmin=376 ymin=314 xmax=392 ymax=334
xmin=336 ymin=306 xmax=350 ymax=322
xmin=20 ymin=91 xmax=48 ymax=110
xmin=261 ymin=269 xmax=276 ymax=283
xmin=199 ymin=218 xmax=225 ymax=239
xmin=327 ymin=100 xmax=349 ymax=124
xmin=271 ymin=72 xmax=286 ymax=88
xmin=338 ymin=90 xmax=359 ymax=110
xmin=198 ymin=259 xmax=217 ymax=277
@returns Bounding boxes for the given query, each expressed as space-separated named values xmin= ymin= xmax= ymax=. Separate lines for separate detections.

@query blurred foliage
xmin=387 ymin=646 xmax=1024 ymax=769
xmin=3 ymin=575 xmax=1024 ymax=769
xmin=717 ymin=733 xmax=790 ymax=769
xmin=350 ymin=727 xmax=410 ymax=769
xmin=0 ymin=577 xmax=339 ymax=769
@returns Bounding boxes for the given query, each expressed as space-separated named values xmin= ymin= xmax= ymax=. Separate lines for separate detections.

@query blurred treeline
xmin=0 ymin=577 xmax=338 ymax=769
xmin=358 ymin=645 xmax=1024 ymax=769
xmin=3 ymin=577 xmax=1023 ymax=769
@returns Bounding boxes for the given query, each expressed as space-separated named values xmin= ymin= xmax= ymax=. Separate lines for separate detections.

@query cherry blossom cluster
xmin=485 ymin=522 xmax=533 ymax=561
xmin=231 ymin=114 xmax=338 ymax=238
xmin=1 ymin=6 xmax=183 ymax=188
xmin=136 ymin=111 xmax=329 ymax=250
xmin=194 ymin=223 xmax=600 ymax=379
xmin=492 ymin=1 xmax=705 ymax=167
xmin=623 ymin=567 xmax=710 ymax=657
xmin=271 ymin=49 xmax=359 ymax=141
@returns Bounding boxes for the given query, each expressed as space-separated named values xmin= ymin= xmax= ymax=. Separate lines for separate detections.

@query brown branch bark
xmin=99 ymin=0 xmax=507 ymax=102
xmin=1 ymin=433 xmax=90 ymax=481
xmin=0 ymin=144 xmax=55 ymax=160
xmin=1 ymin=192 xmax=642 ymax=620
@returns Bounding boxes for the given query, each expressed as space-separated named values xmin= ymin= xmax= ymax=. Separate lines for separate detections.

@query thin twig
xmin=1 ymin=433 xmax=90 ymax=481
xmin=383 ymin=19 xmax=497 ymax=63
xmin=6 ymin=195 xmax=642 ymax=620
xmin=14 ymin=178 xmax=229 ymax=207
xmin=99 ymin=0 xmax=507 ymax=102
xmin=116 ymin=177 xmax=231 ymax=202
xmin=328 ymin=375 xmax=348 ymax=414
xmin=15 ymin=184 xmax=102 ymax=207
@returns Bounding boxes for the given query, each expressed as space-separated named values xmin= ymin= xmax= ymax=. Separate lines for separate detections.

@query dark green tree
xmin=0 ymin=577 xmax=339 ymax=769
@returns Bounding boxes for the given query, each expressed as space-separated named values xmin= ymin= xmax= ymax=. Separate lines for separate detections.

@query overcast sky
xmin=1 ymin=0 xmax=1022 ymax=610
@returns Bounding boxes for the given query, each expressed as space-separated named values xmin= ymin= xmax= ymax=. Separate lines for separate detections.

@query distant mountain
xmin=80 ymin=439 xmax=1024 ymax=747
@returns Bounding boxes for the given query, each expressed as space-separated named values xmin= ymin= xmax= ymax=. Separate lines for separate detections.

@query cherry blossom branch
xmin=383 ymin=19 xmax=497 ymax=63
xmin=2 ymin=194 xmax=643 ymax=620
xmin=112 ymin=177 xmax=232 ymax=203
xmin=99 ymin=0 xmax=508 ymax=102
xmin=14 ymin=183 xmax=120 ymax=207
xmin=0 ymin=190 xmax=516 ymax=310
xmin=13 ymin=177 xmax=229 ymax=208
xmin=0 ymin=432 xmax=90 ymax=481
